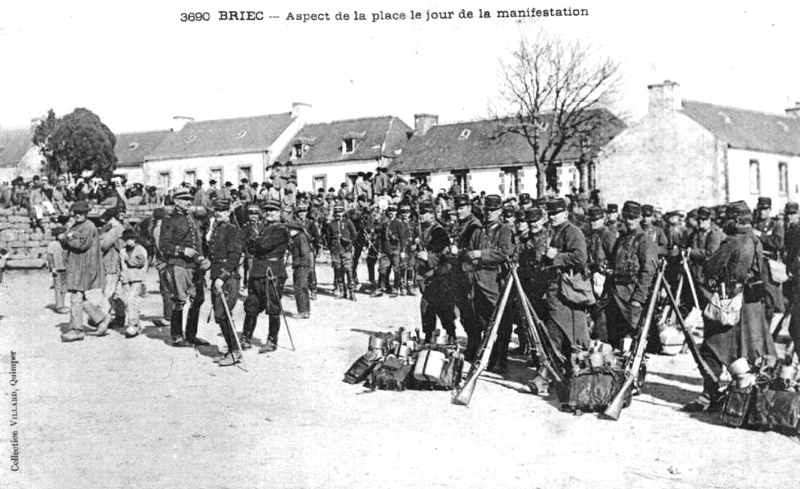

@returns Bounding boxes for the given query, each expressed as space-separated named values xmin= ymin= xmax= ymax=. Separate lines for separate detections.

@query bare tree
xmin=493 ymin=30 xmax=626 ymax=197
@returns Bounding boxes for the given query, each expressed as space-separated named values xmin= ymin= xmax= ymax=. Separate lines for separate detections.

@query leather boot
xmin=240 ymin=314 xmax=257 ymax=350
xmin=170 ymin=309 xmax=189 ymax=346
xmin=406 ymin=282 xmax=416 ymax=296
xmin=370 ymin=273 xmax=386 ymax=297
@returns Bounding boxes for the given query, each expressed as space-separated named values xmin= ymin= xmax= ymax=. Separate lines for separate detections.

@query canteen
xmin=729 ymin=358 xmax=751 ymax=377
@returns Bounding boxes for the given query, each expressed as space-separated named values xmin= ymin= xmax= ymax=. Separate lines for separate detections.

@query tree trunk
xmin=536 ymin=163 xmax=546 ymax=198
xmin=577 ymin=158 xmax=588 ymax=192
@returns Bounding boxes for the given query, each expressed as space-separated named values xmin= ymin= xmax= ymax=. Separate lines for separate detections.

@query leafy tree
xmin=33 ymin=108 xmax=117 ymax=181
xmin=492 ymin=30 xmax=626 ymax=197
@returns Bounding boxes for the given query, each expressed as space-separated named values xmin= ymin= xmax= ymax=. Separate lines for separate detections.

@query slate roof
xmin=0 ymin=127 xmax=35 ymax=168
xmin=145 ymin=113 xmax=294 ymax=161
xmin=114 ymin=130 xmax=171 ymax=167
xmin=681 ymin=100 xmax=800 ymax=156
xmin=286 ymin=116 xmax=411 ymax=165
xmin=392 ymin=110 xmax=624 ymax=173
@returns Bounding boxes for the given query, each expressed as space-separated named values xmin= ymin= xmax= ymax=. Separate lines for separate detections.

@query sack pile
xmin=343 ymin=328 xmax=464 ymax=392
xmin=721 ymin=355 xmax=800 ymax=437
xmin=565 ymin=340 xmax=633 ymax=414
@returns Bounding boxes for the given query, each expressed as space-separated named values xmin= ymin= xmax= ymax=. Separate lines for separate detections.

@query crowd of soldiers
xmin=43 ymin=166 xmax=799 ymax=409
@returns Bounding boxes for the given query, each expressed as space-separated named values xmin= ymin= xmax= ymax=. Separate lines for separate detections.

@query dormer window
xmin=459 ymin=129 xmax=471 ymax=140
xmin=291 ymin=142 xmax=308 ymax=159
xmin=186 ymin=135 xmax=197 ymax=144
xmin=342 ymin=138 xmax=357 ymax=154
xmin=128 ymin=142 xmax=139 ymax=150
xmin=718 ymin=111 xmax=732 ymax=124
xmin=235 ymin=130 xmax=247 ymax=139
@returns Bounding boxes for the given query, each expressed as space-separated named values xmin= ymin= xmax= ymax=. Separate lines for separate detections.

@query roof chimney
xmin=291 ymin=102 xmax=312 ymax=121
xmin=785 ymin=102 xmax=800 ymax=118
xmin=414 ymin=114 xmax=439 ymax=136
xmin=647 ymin=80 xmax=681 ymax=114
xmin=171 ymin=116 xmax=194 ymax=132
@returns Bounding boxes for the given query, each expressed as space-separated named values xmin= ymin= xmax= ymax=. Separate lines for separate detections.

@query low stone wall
xmin=0 ymin=204 xmax=165 ymax=269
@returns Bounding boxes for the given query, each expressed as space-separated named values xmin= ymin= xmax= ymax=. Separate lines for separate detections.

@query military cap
xmin=399 ymin=202 xmax=412 ymax=211
xmin=546 ymin=198 xmax=567 ymax=215
xmin=262 ymin=199 xmax=281 ymax=212
xmin=387 ymin=203 xmax=398 ymax=212
xmin=212 ymin=199 xmax=231 ymax=211
xmin=70 ymin=201 xmax=90 ymax=214
xmin=532 ymin=198 xmax=548 ymax=208
xmin=296 ymin=203 xmax=309 ymax=211
xmin=587 ymin=206 xmax=605 ymax=222
xmin=518 ymin=193 xmax=531 ymax=204
xmin=247 ymin=204 xmax=261 ymax=215
xmin=697 ymin=206 xmax=713 ymax=220
xmin=726 ymin=200 xmax=750 ymax=218
xmin=121 ymin=227 xmax=138 ymax=241
xmin=173 ymin=188 xmax=192 ymax=200
xmin=502 ymin=205 xmax=516 ymax=218
xmin=641 ymin=204 xmax=654 ymax=217
xmin=606 ymin=203 xmax=619 ymax=213
xmin=785 ymin=202 xmax=799 ymax=215
xmin=453 ymin=194 xmax=471 ymax=207
xmin=525 ymin=207 xmax=545 ymax=222
xmin=484 ymin=194 xmax=503 ymax=210
xmin=418 ymin=201 xmax=434 ymax=214
xmin=334 ymin=203 xmax=345 ymax=212
xmin=757 ymin=196 xmax=772 ymax=209
xmin=622 ymin=201 xmax=642 ymax=218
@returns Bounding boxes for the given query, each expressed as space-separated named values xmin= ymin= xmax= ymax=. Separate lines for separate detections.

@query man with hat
xmin=193 ymin=179 xmax=208 ymax=208
xmin=451 ymin=194 xmax=514 ymax=364
xmin=373 ymin=166 xmax=391 ymax=197
xmin=605 ymin=203 xmax=620 ymax=232
xmin=346 ymin=195 xmax=373 ymax=289
xmin=514 ymin=206 xmax=552 ymax=359
xmin=640 ymin=204 xmax=668 ymax=257
xmin=242 ymin=199 xmax=290 ymax=352
xmin=371 ymin=203 xmax=407 ymax=298
xmin=241 ymin=203 xmax=264 ymax=287
xmin=519 ymin=193 xmax=532 ymax=211
xmin=325 ymin=202 xmax=359 ymax=300
xmin=684 ymin=200 xmax=777 ymax=412
xmin=290 ymin=202 xmax=321 ymax=300
xmin=398 ymin=202 xmax=417 ymax=296
xmin=686 ymin=206 xmax=723 ymax=309
xmin=98 ymin=206 xmax=125 ymax=326
xmin=287 ymin=222 xmax=313 ymax=318
xmin=58 ymin=201 xmax=109 ymax=342
xmin=415 ymin=200 xmax=457 ymax=343
xmin=205 ymin=199 xmax=245 ymax=365
xmin=782 ymin=202 xmax=800 ymax=349
xmin=159 ymin=187 xmax=211 ymax=347
xmin=119 ymin=227 xmax=148 ymax=338
xmin=585 ymin=205 xmax=618 ymax=341
xmin=605 ymin=201 xmax=659 ymax=350
xmin=753 ymin=196 xmax=785 ymax=324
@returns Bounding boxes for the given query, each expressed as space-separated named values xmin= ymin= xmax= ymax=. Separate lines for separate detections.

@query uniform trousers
xmin=293 ymin=266 xmax=311 ymax=314
xmin=244 ymin=275 xmax=286 ymax=341
xmin=211 ymin=275 xmax=240 ymax=352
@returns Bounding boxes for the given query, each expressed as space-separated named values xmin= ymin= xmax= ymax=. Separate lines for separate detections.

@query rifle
xmin=509 ymin=266 xmax=566 ymax=387
xmin=603 ymin=262 xmax=665 ymax=421
xmin=452 ymin=272 xmax=514 ymax=406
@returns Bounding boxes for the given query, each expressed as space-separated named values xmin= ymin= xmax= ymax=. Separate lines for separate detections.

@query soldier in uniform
xmin=290 ymin=203 xmax=321 ymax=300
xmin=346 ymin=195 xmax=372 ymax=289
xmin=242 ymin=200 xmax=291 ymax=353
xmin=399 ymin=202 xmax=418 ymax=296
xmin=288 ymin=222 xmax=313 ymax=318
xmin=782 ymin=202 xmax=800 ymax=354
xmin=753 ymin=196 xmax=785 ymax=324
xmin=686 ymin=206 xmax=723 ymax=309
xmin=684 ymin=201 xmax=777 ymax=412
xmin=206 ymin=199 xmax=245 ymax=366
xmin=605 ymin=203 xmax=620 ymax=232
xmin=451 ymin=194 xmax=513 ymax=363
xmin=371 ymin=204 xmax=408 ymax=298
xmin=585 ymin=205 xmax=618 ymax=342
xmin=241 ymin=204 xmax=263 ymax=288
xmin=489 ymin=205 xmax=519 ymax=373
xmin=159 ymin=188 xmax=211 ymax=348
xmin=324 ymin=203 xmax=358 ymax=301
xmin=415 ymin=200 xmax=457 ymax=343
xmin=640 ymin=204 xmax=668 ymax=258
xmin=605 ymin=201 xmax=659 ymax=351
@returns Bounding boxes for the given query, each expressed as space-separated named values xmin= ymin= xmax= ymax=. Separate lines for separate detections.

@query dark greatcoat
xmin=702 ymin=226 xmax=776 ymax=365
xmin=546 ymin=220 xmax=590 ymax=346
xmin=62 ymin=219 xmax=103 ymax=292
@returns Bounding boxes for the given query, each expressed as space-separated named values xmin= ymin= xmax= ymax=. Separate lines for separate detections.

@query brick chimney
xmin=171 ymin=116 xmax=194 ymax=132
xmin=414 ymin=114 xmax=439 ymax=136
xmin=785 ymin=102 xmax=800 ymax=118
xmin=291 ymin=102 xmax=312 ymax=121
xmin=647 ymin=80 xmax=682 ymax=113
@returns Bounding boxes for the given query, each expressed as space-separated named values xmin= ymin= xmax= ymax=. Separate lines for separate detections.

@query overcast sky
xmin=1 ymin=0 xmax=798 ymax=134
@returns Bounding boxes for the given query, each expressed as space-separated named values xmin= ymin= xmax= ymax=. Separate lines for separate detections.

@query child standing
xmin=119 ymin=228 xmax=148 ymax=338
xmin=46 ymin=226 xmax=68 ymax=314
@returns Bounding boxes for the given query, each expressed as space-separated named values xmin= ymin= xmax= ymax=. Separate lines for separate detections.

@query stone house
xmin=597 ymin=80 xmax=800 ymax=210
xmin=0 ymin=125 xmax=44 ymax=182
xmin=284 ymin=116 xmax=411 ymax=193
xmin=113 ymin=130 xmax=171 ymax=184
xmin=391 ymin=113 xmax=624 ymax=198
xmin=141 ymin=103 xmax=310 ymax=188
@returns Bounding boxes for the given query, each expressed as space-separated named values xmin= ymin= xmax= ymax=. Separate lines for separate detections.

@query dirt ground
xmin=1 ymin=265 xmax=798 ymax=489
